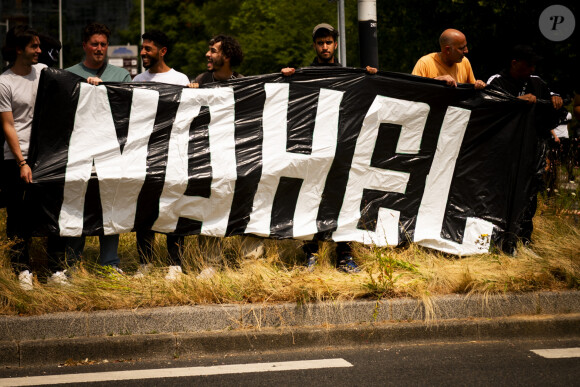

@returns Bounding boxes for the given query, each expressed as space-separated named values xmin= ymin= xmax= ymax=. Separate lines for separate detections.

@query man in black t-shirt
xmin=281 ymin=23 xmax=377 ymax=272
xmin=487 ymin=45 xmax=562 ymax=245
xmin=487 ymin=46 xmax=562 ymax=111
xmin=281 ymin=23 xmax=377 ymax=76
xmin=189 ymin=35 xmax=243 ymax=87
xmin=187 ymin=35 xmax=265 ymax=275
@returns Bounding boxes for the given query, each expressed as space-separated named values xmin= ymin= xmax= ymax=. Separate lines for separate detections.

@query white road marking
xmin=0 ymin=358 xmax=353 ymax=386
xmin=531 ymin=347 xmax=580 ymax=359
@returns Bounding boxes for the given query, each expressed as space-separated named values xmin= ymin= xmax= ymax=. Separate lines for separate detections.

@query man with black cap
xmin=487 ymin=45 xmax=562 ymax=247
xmin=487 ymin=45 xmax=562 ymax=109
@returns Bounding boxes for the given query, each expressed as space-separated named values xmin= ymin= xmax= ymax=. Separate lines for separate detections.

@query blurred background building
xmin=0 ymin=0 xmax=134 ymax=69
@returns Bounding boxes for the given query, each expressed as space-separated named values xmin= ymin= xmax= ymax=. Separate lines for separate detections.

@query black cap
xmin=512 ymin=45 xmax=542 ymax=64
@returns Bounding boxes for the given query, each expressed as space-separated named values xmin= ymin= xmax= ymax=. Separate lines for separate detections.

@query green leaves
xmin=121 ymin=0 xmax=344 ymax=78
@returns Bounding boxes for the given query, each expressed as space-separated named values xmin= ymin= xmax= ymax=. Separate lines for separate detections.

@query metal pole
xmin=0 ymin=20 xmax=8 ymax=67
xmin=338 ymin=0 xmax=347 ymax=66
xmin=141 ymin=0 xmax=145 ymax=37
xmin=59 ymin=0 xmax=63 ymax=68
xmin=358 ymin=0 xmax=378 ymax=68
xmin=28 ymin=0 xmax=32 ymax=26
xmin=140 ymin=0 xmax=145 ymax=72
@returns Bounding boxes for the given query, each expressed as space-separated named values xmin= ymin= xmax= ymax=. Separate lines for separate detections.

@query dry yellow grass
xmin=0 ymin=190 xmax=578 ymax=316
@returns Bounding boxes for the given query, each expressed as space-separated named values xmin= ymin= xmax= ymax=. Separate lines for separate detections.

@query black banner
xmin=27 ymin=67 xmax=550 ymax=255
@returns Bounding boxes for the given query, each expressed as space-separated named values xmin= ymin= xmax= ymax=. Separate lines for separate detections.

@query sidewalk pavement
xmin=1 ymin=290 xmax=579 ymax=367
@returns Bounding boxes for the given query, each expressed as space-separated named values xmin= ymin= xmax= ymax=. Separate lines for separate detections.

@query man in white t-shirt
xmin=552 ymin=111 xmax=571 ymax=143
xmin=0 ymin=25 xmax=66 ymax=288
xmin=551 ymin=109 xmax=574 ymax=183
xmin=133 ymin=30 xmax=189 ymax=85
xmin=133 ymin=30 xmax=188 ymax=280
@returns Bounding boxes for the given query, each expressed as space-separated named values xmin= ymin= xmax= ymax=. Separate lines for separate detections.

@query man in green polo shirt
xmin=67 ymin=22 xmax=131 ymax=84
xmin=65 ymin=22 xmax=130 ymax=271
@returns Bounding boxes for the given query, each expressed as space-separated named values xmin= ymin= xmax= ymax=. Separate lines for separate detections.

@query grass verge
xmin=0 ymin=188 xmax=579 ymax=316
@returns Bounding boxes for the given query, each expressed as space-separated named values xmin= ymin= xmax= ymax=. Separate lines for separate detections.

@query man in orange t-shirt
xmin=412 ymin=29 xmax=485 ymax=89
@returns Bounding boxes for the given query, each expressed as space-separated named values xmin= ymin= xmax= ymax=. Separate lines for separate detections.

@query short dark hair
xmin=209 ymin=35 xmax=243 ymax=67
xmin=82 ymin=22 xmax=111 ymax=43
xmin=142 ymin=30 xmax=169 ymax=50
xmin=1 ymin=25 xmax=39 ymax=63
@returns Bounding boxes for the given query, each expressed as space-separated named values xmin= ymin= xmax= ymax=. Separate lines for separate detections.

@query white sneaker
xmin=196 ymin=266 xmax=217 ymax=280
xmin=48 ymin=270 xmax=70 ymax=286
xmin=103 ymin=265 xmax=124 ymax=279
xmin=241 ymin=238 xmax=265 ymax=260
xmin=18 ymin=270 xmax=33 ymax=291
xmin=111 ymin=266 xmax=124 ymax=275
xmin=165 ymin=265 xmax=182 ymax=281
xmin=133 ymin=263 xmax=152 ymax=279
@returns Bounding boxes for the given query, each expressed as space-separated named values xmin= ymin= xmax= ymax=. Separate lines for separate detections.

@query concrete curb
xmin=1 ymin=290 xmax=579 ymax=367
xmin=2 ymin=314 xmax=580 ymax=367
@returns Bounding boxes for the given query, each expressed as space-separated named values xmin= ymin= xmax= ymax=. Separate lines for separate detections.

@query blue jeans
xmin=66 ymin=234 xmax=120 ymax=267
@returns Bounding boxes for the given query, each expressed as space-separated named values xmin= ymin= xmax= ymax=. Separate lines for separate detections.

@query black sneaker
xmin=306 ymin=254 xmax=317 ymax=271
xmin=337 ymin=256 xmax=360 ymax=273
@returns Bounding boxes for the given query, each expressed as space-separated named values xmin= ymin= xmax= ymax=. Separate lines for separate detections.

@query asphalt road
xmin=1 ymin=337 xmax=579 ymax=386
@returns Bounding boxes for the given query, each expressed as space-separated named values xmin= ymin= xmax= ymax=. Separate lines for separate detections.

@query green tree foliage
xmin=121 ymin=0 xmax=360 ymax=78
xmin=121 ymin=0 xmax=578 ymax=96
xmin=230 ymin=0 xmax=335 ymax=74
xmin=120 ymin=0 xmax=209 ymax=77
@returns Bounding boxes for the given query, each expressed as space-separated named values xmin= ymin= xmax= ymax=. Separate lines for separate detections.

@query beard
xmin=317 ymin=51 xmax=334 ymax=63
xmin=143 ymin=56 xmax=158 ymax=69
xmin=210 ymin=56 xmax=225 ymax=71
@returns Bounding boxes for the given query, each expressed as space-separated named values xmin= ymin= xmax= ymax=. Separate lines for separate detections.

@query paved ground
xmin=1 ymin=290 xmax=579 ymax=367
xmin=2 ymin=337 xmax=580 ymax=386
